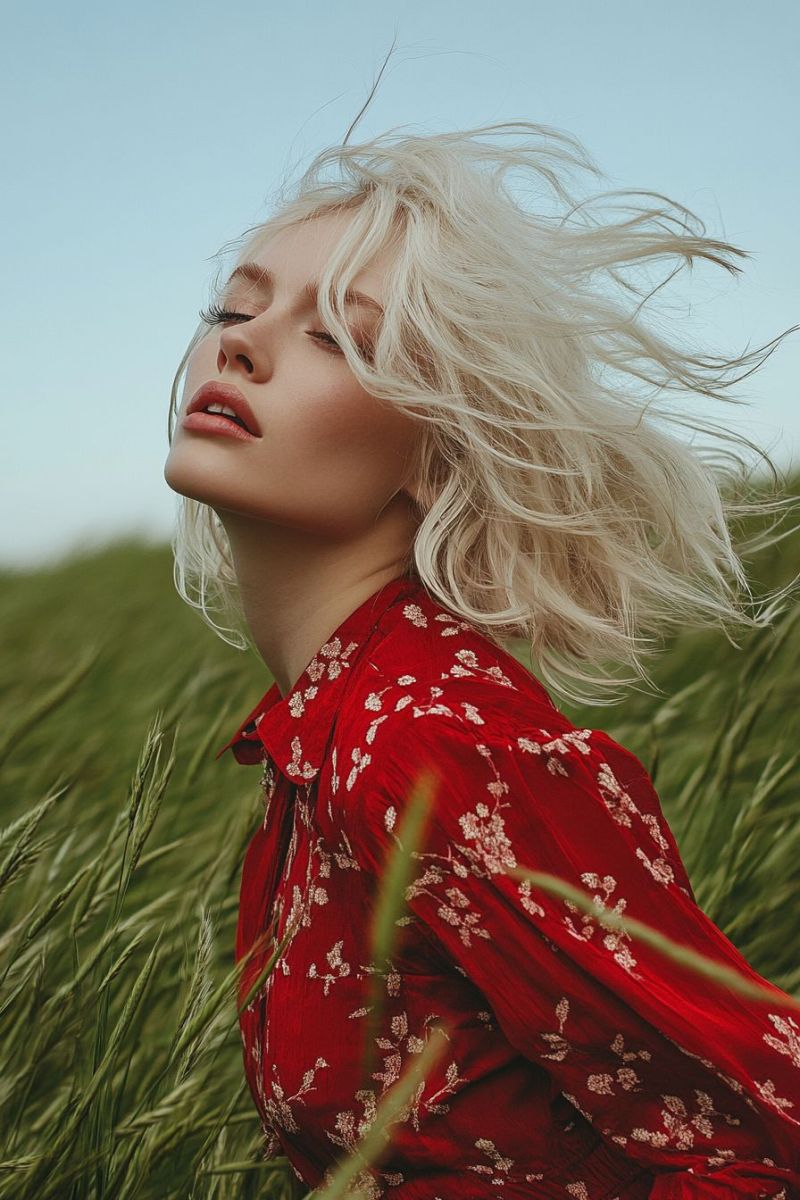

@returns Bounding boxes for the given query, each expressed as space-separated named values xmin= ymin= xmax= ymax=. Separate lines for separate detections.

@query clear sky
xmin=2 ymin=0 xmax=798 ymax=569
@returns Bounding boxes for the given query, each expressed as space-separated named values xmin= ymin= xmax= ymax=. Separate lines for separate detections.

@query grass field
xmin=1 ymin=478 xmax=799 ymax=1200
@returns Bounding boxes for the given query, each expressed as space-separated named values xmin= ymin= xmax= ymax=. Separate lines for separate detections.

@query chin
xmin=163 ymin=449 xmax=222 ymax=507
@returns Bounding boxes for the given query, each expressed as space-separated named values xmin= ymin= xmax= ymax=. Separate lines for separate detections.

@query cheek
xmin=281 ymin=376 xmax=418 ymax=485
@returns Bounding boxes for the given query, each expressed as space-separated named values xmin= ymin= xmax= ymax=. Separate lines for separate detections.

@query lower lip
xmin=182 ymin=411 xmax=259 ymax=441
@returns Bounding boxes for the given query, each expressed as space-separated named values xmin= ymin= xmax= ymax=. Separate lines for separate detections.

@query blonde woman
xmin=163 ymin=120 xmax=800 ymax=1198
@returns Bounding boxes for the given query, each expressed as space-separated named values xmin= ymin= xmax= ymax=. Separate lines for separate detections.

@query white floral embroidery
xmin=347 ymin=959 xmax=402 ymax=1016
xmin=403 ymin=862 xmax=491 ymax=947
xmin=326 ymin=830 xmax=361 ymax=872
xmin=281 ymin=878 xmax=329 ymax=945
xmin=630 ymin=1089 xmax=738 ymax=1150
xmin=345 ymin=745 xmax=372 ymax=792
xmin=310 ymin=636 xmax=360 ymax=682
xmin=260 ymin=755 xmax=278 ymax=807
xmin=706 ymin=1147 xmax=737 ymax=1167
xmin=587 ymin=1067 xmax=643 ymax=1095
xmin=565 ymin=1183 xmax=590 ymax=1200
xmin=288 ymin=685 xmax=318 ymax=718
xmin=446 ymin=647 xmax=515 ymax=688
xmin=596 ymin=758 xmax=638 ymax=825
xmin=263 ymin=1056 xmax=329 ymax=1137
xmin=458 ymin=793 xmax=517 ymax=876
xmin=365 ymin=713 xmax=391 ymax=744
xmin=466 ymin=1137 xmax=515 ymax=1185
xmin=517 ymin=877 xmax=546 ymax=918
xmin=411 ymin=684 xmax=460 ymax=720
xmin=295 ymin=783 xmax=315 ymax=831
xmin=308 ymin=939 xmax=351 ymax=996
xmin=245 ymin=1018 xmax=277 ymax=1144
xmin=516 ymin=728 xmax=590 ymax=776
xmin=286 ymin=734 xmax=317 ymax=781
xmin=434 ymin=611 xmax=475 ymax=638
xmin=329 ymin=744 xmax=340 ymax=798
xmin=635 ymin=845 xmax=675 ymax=886
xmin=763 ymin=1012 xmax=800 ymax=1068
xmin=402 ymin=602 xmax=427 ymax=628
xmin=540 ymin=996 xmax=572 ymax=1062
xmin=562 ymin=872 xmax=640 ymax=975
xmin=460 ymin=701 xmax=486 ymax=725
xmin=641 ymin=811 xmax=671 ymax=852
xmin=327 ymin=1012 xmax=465 ymax=1169
xmin=596 ymin=760 xmax=677 ymax=894
xmin=436 ymin=885 xmax=491 ymax=947
xmin=754 ymin=1078 xmax=795 ymax=1112
xmin=610 ymin=1031 xmax=652 ymax=1066
xmin=319 ymin=1163 xmax=397 ymax=1200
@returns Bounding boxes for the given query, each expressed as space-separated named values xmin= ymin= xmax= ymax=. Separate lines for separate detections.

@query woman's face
xmin=164 ymin=211 xmax=422 ymax=538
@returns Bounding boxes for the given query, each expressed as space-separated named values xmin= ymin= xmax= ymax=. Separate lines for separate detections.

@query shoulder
xmin=369 ymin=584 xmax=556 ymax=712
xmin=334 ymin=582 xmax=567 ymax=775
xmin=334 ymin=598 xmax=632 ymax=800
xmin=332 ymin=644 xmax=693 ymax=901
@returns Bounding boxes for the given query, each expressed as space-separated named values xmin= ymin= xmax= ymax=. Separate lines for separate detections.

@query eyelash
xmin=198 ymin=301 xmax=342 ymax=352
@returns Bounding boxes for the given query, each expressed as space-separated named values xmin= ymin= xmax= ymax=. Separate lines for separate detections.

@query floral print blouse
xmin=215 ymin=574 xmax=800 ymax=1199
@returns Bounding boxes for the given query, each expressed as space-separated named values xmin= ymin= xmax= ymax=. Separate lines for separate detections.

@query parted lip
xmin=186 ymin=382 xmax=261 ymax=436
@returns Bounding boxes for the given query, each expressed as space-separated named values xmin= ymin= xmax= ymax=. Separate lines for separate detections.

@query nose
xmin=215 ymin=317 xmax=274 ymax=382
xmin=216 ymin=344 xmax=252 ymax=375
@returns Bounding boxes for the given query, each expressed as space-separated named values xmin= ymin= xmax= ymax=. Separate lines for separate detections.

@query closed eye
xmin=308 ymin=330 xmax=341 ymax=351
xmin=198 ymin=303 xmax=343 ymax=353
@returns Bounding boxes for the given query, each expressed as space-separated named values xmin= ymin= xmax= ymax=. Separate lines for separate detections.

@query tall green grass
xmin=1 ymin=478 xmax=798 ymax=1199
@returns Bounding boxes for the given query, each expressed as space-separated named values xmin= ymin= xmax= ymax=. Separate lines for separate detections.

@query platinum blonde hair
xmin=166 ymin=120 xmax=799 ymax=707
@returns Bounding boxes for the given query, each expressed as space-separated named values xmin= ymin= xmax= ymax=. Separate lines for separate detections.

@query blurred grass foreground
xmin=1 ymin=474 xmax=799 ymax=1200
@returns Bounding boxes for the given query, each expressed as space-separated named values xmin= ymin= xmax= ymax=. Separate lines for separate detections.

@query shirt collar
xmin=214 ymin=574 xmax=421 ymax=782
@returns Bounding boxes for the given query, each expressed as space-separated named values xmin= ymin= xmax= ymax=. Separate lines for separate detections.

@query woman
xmin=163 ymin=122 xmax=800 ymax=1198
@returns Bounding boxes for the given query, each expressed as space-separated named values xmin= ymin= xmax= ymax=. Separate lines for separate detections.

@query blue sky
xmin=2 ymin=0 xmax=798 ymax=569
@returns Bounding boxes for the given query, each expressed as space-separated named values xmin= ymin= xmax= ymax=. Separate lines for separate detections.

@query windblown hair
xmin=166 ymin=119 xmax=799 ymax=706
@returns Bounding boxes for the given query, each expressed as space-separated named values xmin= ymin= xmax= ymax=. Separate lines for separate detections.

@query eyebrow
xmin=224 ymin=262 xmax=384 ymax=315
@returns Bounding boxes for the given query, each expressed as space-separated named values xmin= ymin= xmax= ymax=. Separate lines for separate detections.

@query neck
xmin=215 ymin=495 xmax=420 ymax=696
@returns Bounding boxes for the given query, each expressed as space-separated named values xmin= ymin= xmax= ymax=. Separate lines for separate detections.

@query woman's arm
xmin=350 ymin=707 xmax=800 ymax=1198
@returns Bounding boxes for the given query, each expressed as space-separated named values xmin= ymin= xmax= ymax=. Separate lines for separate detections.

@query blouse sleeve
xmin=350 ymin=707 xmax=800 ymax=1199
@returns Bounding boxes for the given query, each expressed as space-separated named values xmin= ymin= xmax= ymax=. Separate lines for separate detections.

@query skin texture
xmin=163 ymin=211 xmax=424 ymax=697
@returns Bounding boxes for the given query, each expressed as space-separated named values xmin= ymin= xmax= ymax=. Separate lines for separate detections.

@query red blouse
xmin=216 ymin=574 xmax=800 ymax=1199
